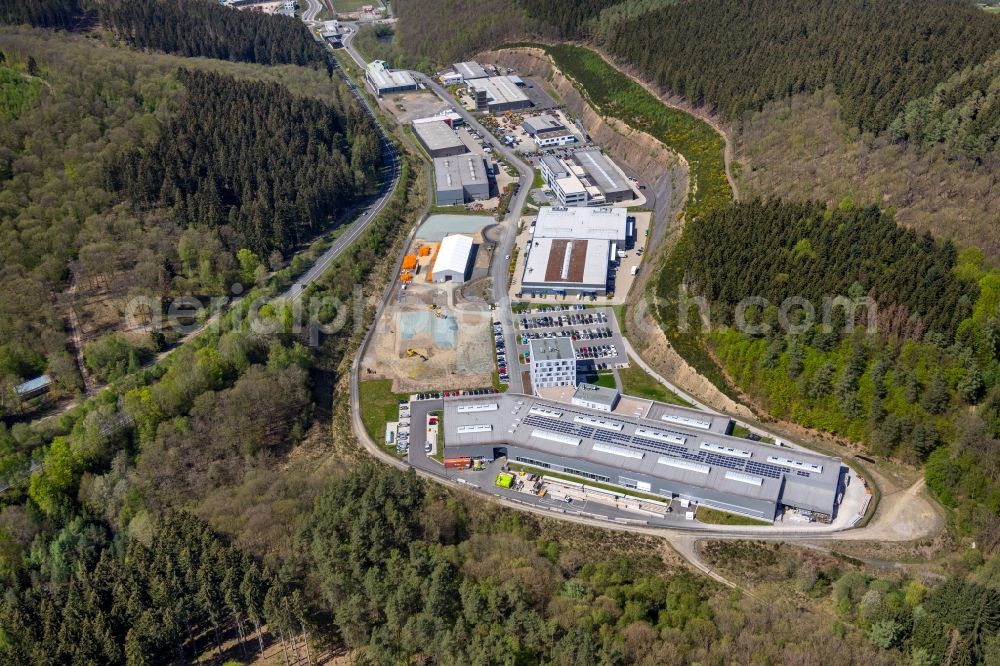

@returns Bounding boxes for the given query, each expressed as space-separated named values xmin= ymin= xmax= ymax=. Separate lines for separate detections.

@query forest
xmin=107 ymin=68 xmax=380 ymax=258
xmin=683 ymin=199 xmax=976 ymax=342
xmin=98 ymin=0 xmax=326 ymax=67
xmin=0 ymin=29 xmax=376 ymax=413
xmin=0 ymin=0 xmax=83 ymax=30
xmin=515 ymin=0 xmax=621 ymax=38
xmin=1 ymin=3 xmax=999 ymax=665
xmin=889 ymin=50 xmax=1000 ymax=163
xmin=664 ymin=199 xmax=1000 ymax=545
xmin=603 ymin=0 xmax=1000 ymax=133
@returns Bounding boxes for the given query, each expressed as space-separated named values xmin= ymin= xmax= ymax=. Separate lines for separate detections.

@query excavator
xmin=428 ymin=304 xmax=447 ymax=319
xmin=406 ymin=348 xmax=428 ymax=361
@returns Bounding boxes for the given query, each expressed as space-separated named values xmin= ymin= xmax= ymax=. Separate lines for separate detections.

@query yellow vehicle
xmin=406 ymin=348 xmax=428 ymax=361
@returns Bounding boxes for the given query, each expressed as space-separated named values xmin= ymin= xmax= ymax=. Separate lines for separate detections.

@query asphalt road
xmin=301 ymin=0 xmax=323 ymax=23
xmin=281 ymin=21 xmax=401 ymax=301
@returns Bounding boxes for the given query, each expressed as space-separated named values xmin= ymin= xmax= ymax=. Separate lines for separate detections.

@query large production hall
xmin=438 ymin=392 xmax=846 ymax=521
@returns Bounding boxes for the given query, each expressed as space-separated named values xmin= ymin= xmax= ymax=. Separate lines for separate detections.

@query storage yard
xmin=361 ymin=215 xmax=501 ymax=392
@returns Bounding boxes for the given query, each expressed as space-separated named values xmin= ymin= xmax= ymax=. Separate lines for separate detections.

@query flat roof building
xmin=540 ymin=150 xmax=633 ymax=206
xmin=434 ymin=155 xmax=489 ymax=206
xmin=365 ymin=60 xmax=418 ymax=96
xmin=574 ymin=149 xmax=632 ymax=203
xmin=468 ymin=76 xmax=532 ymax=113
xmin=522 ymin=114 xmax=565 ymax=136
xmin=525 ymin=116 xmax=576 ymax=147
xmin=572 ymin=383 xmax=621 ymax=412
xmin=413 ymin=120 xmax=467 ymax=158
xmin=431 ymin=234 xmax=474 ymax=283
xmin=529 ymin=338 xmax=577 ymax=389
xmin=521 ymin=238 xmax=610 ymax=298
xmin=533 ymin=206 xmax=630 ymax=246
xmin=442 ymin=393 xmax=845 ymax=520
xmin=454 ymin=61 xmax=489 ymax=81
xmin=413 ymin=111 xmax=463 ymax=128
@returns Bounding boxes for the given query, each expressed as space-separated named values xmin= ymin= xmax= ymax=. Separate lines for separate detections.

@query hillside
xmin=0 ymin=28 xmax=375 ymax=411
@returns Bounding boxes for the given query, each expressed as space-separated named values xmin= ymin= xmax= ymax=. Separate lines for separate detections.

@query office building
xmin=529 ymin=338 xmax=577 ymax=389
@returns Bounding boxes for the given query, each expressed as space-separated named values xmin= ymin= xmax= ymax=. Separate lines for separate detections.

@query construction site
xmin=361 ymin=214 xmax=500 ymax=392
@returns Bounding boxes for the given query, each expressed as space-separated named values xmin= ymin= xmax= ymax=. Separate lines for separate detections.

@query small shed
xmin=14 ymin=375 xmax=52 ymax=399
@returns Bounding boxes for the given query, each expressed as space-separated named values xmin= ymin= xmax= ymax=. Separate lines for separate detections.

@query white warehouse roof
xmin=366 ymin=60 xmax=417 ymax=91
xmin=433 ymin=234 xmax=474 ymax=276
xmin=533 ymin=206 xmax=629 ymax=243
xmin=454 ymin=61 xmax=489 ymax=80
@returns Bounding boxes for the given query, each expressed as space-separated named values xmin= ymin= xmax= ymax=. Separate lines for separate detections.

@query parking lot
xmin=514 ymin=306 xmax=629 ymax=370
xmin=493 ymin=318 xmax=511 ymax=385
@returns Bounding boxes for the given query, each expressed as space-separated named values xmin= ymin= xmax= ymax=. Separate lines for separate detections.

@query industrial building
xmin=572 ymin=384 xmax=621 ymax=412
xmin=413 ymin=111 xmax=463 ymax=128
xmin=529 ymin=338 xmax=577 ymax=389
xmin=434 ymin=155 xmax=489 ymax=206
xmin=520 ymin=237 xmax=610 ymax=298
xmin=522 ymin=114 xmax=577 ymax=147
xmin=518 ymin=207 xmax=632 ymax=297
xmin=441 ymin=393 xmax=845 ymax=520
xmin=532 ymin=207 xmax=631 ymax=246
xmin=468 ymin=77 xmax=532 ymax=113
xmin=431 ymin=234 xmax=474 ymax=283
xmin=540 ymin=150 xmax=633 ymax=206
xmin=453 ymin=61 xmax=490 ymax=81
xmin=365 ymin=60 xmax=418 ymax=96
xmin=413 ymin=120 xmax=468 ymax=158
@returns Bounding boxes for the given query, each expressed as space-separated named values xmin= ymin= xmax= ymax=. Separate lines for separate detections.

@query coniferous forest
xmin=684 ymin=200 xmax=976 ymax=341
xmin=604 ymin=0 xmax=1000 ymax=133
xmin=0 ymin=0 xmax=83 ymax=29
xmin=98 ymin=0 xmax=326 ymax=67
xmin=107 ymin=68 xmax=380 ymax=257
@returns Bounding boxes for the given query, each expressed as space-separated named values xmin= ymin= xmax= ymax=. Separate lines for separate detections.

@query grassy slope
xmin=358 ymin=378 xmax=409 ymax=443
xmin=619 ymin=361 xmax=692 ymax=406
